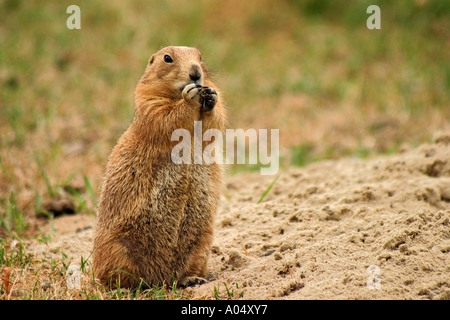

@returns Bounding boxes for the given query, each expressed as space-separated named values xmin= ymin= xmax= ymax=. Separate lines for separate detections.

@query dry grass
xmin=0 ymin=0 xmax=449 ymax=299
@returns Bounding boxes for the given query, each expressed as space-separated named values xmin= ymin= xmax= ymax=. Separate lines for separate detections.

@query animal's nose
xmin=189 ymin=65 xmax=202 ymax=82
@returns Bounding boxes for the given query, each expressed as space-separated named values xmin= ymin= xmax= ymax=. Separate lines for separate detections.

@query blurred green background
xmin=0 ymin=0 xmax=449 ymax=235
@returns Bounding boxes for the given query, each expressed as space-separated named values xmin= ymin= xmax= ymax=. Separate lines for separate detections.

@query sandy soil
xmin=27 ymin=131 xmax=450 ymax=300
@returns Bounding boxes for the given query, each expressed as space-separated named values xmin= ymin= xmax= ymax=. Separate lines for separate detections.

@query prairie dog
xmin=92 ymin=46 xmax=226 ymax=288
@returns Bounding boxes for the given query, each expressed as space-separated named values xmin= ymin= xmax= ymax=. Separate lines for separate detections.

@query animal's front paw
xmin=182 ymin=83 xmax=203 ymax=106
xmin=182 ymin=84 xmax=218 ymax=112
xmin=199 ymin=86 xmax=218 ymax=112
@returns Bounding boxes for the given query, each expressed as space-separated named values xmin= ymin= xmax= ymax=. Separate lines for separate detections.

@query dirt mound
xmin=28 ymin=131 xmax=450 ymax=299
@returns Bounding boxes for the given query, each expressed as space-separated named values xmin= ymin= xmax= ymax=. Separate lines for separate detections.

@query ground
xmin=23 ymin=131 xmax=450 ymax=300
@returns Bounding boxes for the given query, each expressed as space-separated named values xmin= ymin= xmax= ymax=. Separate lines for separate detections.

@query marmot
xmin=92 ymin=46 xmax=226 ymax=288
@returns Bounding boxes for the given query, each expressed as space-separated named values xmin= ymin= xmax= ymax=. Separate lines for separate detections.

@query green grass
xmin=34 ymin=154 xmax=56 ymax=199
xmin=0 ymin=238 xmax=188 ymax=300
xmin=0 ymin=192 xmax=29 ymax=237
xmin=213 ymin=282 xmax=244 ymax=300
xmin=0 ymin=239 xmax=33 ymax=268
xmin=290 ymin=143 xmax=378 ymax=167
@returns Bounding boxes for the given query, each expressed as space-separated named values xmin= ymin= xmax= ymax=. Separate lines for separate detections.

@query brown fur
xmin=92 ymin=46 xmax=226 ymax=288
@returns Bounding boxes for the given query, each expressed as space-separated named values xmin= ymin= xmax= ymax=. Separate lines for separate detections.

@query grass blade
xmin=83 ymin=175 xmax=97 ymax=207
xmin=34 ymin=154 xmax=55 ymax=198
xmin=257 ymin=174 xmax=280 ymax=204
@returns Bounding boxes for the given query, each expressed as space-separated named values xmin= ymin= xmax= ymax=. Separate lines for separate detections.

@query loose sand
xmin=28 ymin=131 xmax=450 ymax=299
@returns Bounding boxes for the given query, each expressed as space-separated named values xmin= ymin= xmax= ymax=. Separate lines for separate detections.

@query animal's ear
xmin=148 ymin=54 xmax=156 ymax=65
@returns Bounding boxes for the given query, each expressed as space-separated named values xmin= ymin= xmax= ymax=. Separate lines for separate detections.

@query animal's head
xmin=137 ymin=46 xmax=210 ymax=100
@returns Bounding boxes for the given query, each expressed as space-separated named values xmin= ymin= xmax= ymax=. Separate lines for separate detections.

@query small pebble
xmin=41 ymin=279 xmax=51 ymax=291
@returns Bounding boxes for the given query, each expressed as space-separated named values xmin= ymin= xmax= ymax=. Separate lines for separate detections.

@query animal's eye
xmin=164 ymin=54 xmax=173 ymax=63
